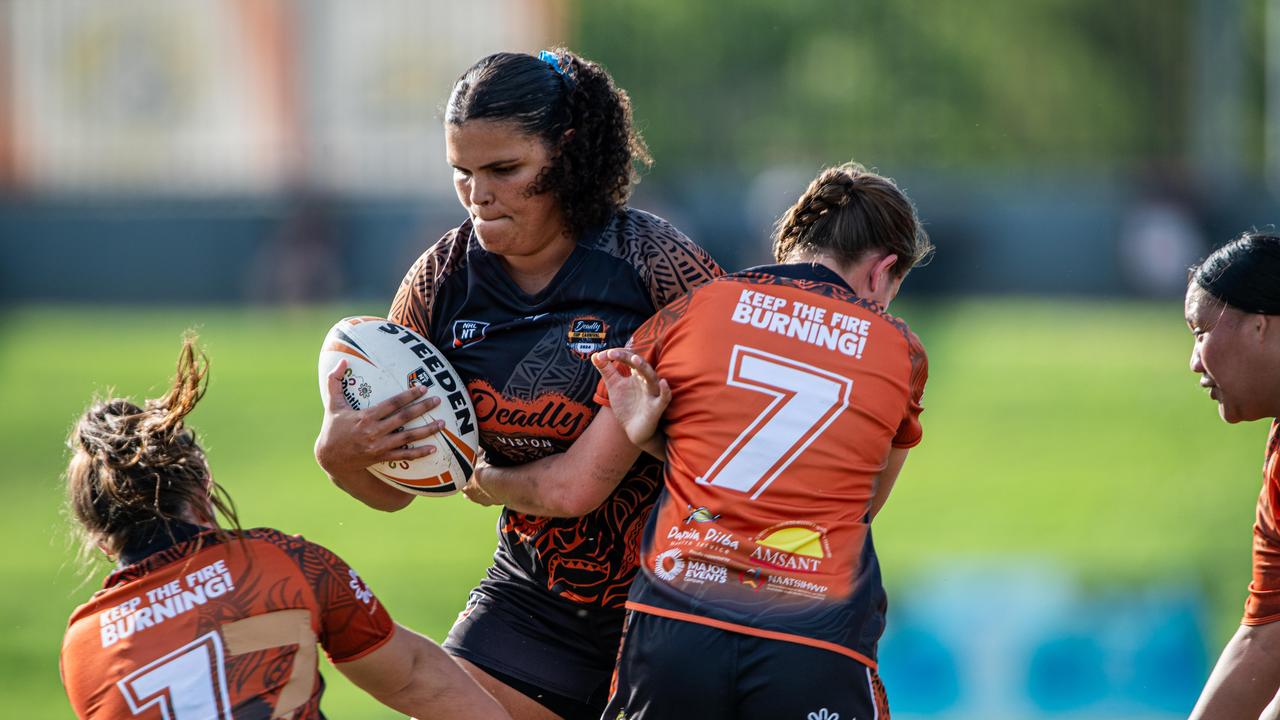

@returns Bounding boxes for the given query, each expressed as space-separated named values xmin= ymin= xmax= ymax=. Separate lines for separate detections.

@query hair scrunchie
xmin=538 ymin=50 xmax=575 ymax=90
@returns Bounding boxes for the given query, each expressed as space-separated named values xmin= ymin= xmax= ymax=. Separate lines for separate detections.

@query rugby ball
xmin=318 ymin=316 xmax=478 ymax=496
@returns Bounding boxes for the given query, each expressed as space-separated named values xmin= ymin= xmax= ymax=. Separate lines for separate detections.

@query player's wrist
xmin=462 ymin=465 xmax=505 ymax=507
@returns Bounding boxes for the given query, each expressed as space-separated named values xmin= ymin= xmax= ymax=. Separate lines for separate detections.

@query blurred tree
xmin=571 ymin=0 xmax=1205 ymax=178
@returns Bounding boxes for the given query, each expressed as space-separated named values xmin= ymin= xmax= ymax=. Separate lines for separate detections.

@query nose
xmin=1190 ymin=344 xmax=1204 ymax=374
xmin=468 ymin=175 xmax=493 ymax=207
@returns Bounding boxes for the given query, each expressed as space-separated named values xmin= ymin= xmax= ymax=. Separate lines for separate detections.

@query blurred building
xmin=0 ymin=0 xmax=1276 ymax=301
xmin=0 ymin=0 xmax=560 ymax=302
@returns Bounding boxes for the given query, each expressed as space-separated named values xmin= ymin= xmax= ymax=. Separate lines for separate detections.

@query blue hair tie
xmin=538 ymin=50 xmax=574 ymax=88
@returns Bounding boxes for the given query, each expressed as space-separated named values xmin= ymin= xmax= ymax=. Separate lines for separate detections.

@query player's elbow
xmin=330 ymin=472 xmax=414 ymax=512
xmin=364 ymin=493 xmax=414 ymax=513
xmin=355 ymin=486 xmax=414 ymax=513
xmin=545 ymin=478 xmax=612 ymax=518
xmin=555 ymin=494 xmax=604 ymax=518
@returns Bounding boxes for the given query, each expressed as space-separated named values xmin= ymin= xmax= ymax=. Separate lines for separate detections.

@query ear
xmin=190 ymin=493 xmax=217 ymax=526
xmin=95 ymin=538 xmax=116 ymax=561
xmin=868 ymin=253 xmax=900 ymax=294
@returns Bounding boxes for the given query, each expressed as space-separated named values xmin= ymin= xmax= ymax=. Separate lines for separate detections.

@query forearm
xmin=478 ymin=455 xmax=594 ymax=517
xmin=1191 ymin=622 xmax=1280 ymax=719
xmin=639 ymin=433 xmax=667 ymax=462
xmin=321 ymin=461 xmax=412 ymax=512
xmin=340 ymin=626 xmax=506 ymax=720
xmin=388 ymin=635 xmax=505 ymax=720
xmin=469 ymin=409 xmax=641 ymax=517
xmin=869 ymin=447 xmax=909 ymax=520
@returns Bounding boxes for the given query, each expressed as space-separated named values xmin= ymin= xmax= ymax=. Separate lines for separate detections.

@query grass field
xmin=0 ymin=300 xmax=1266 ymax=718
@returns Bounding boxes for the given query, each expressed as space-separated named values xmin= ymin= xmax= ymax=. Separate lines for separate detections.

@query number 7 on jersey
xmin=697 ymin=345 xmax=852 ymax=499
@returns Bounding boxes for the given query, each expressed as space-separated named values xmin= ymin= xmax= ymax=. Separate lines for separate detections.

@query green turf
xmin=1 ymin=300 xmax=1265 ymax=718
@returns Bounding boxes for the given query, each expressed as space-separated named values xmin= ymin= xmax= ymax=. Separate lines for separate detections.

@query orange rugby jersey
xmin=61 ymin=525 xmax=393 ymax=719
xmin=1246 ymin=420 xmax=1280 ymax=624
xmin=597 ymin=263 xmax=927 ymax=667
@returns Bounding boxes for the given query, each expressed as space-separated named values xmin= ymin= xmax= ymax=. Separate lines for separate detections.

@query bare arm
xmin=869 ymin=447 xmax=910 ymax=520
xmin=635 ymin=433 xmax=668 ymax=462
xmin=464 ymin=407 xmax=642 ymax=517
xmin=460 ymin=346 xmax=677 ymax=517
xmin=315 ymin=359 xmax=445 ymax=512
xmin=336 ymin=624 xmax=509 ymax=720
xmin=1189 ymin=622 xmax=1280 ymax=720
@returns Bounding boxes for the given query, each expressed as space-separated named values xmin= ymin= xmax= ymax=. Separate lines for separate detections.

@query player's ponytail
xmin=1191 ymin=231 xmax=1280 ymax=315
xmin=445 ymin=48 xmax=651 ymax=240
xmin=66 ymin=336 xmax=241 ymax=566
xmin=773 ymin=163 xmax=933 ymax=278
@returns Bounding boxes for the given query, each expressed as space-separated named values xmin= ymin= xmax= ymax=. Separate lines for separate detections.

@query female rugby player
xmin=314 ymin=49 xmax=721 ymax=719
xmin=60 ymin=339 xmax=508 ymax=719
xmin=1183 ymin=232 xmax=1280 ymax=719
xmin=471 ymin=163 xmax=933 ymax=718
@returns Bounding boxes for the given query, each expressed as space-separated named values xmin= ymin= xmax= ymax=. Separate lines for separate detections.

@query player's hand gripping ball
xmin=318 ymin=317 xmax=479 ymax=496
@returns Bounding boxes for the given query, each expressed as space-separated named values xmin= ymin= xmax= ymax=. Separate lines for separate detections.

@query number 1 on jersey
xmin=697 ymin=345 xmax=852 ymax=499
xmin=117 ymin=631 xmax=233 ymax=720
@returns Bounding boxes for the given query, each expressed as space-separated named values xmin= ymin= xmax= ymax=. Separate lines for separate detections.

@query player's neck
xmin=787 ymin=252 xmax=861 ymax=292
xmin=499 ymin=233 xmax=578 ymax=295
xmin=787 ymin=251 xmax=898 ymax=308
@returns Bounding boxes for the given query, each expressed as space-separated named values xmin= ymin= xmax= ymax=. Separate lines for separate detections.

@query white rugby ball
xmin=318 ymin=316 xmax=479 ymax=496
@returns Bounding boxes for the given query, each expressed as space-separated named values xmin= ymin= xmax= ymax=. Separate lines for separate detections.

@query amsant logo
xmin=749 ymin=521 xmax=830 ymax=574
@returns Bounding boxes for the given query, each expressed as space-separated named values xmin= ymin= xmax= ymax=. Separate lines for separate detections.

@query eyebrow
xmin=450 ymin=157 xmax=521 ymax=171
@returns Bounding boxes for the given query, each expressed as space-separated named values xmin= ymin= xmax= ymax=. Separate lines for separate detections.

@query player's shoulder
xmin=236 ymin=526 xmax=335 ymax=564
xmin=598 ymin=207 xmax=715 ymax=264
xmin=881 ymin=309 xmax=926 ymax=354
xmin=408 ymin=218 xmax=476 ymax=277
xmin=603 ymin=207 xmax=689 ymax=247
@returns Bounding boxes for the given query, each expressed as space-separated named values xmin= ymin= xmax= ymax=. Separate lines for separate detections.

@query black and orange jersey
xmin=390 ymin=208 xmax=722 ymax=608
xmin=597 ymin=263 xmax=927 ymax=667
xmin=1246 ymin=420 xmax=1280 ymax=625
xmin=61 ymin=524 xmax=394 ymax=719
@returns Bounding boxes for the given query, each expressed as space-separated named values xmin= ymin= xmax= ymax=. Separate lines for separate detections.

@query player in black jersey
xmin=314 ymin=49 xmax=721 ymax=720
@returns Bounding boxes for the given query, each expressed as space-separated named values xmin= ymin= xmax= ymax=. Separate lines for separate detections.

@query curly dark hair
xmin=446 ymin=48 xmax=652 ymax=240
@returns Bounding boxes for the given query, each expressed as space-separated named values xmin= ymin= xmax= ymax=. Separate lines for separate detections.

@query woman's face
xmin=445 ymin=119 xmax=567 ymax=259
xmin=1185 ymin=283 xmax=1272 ymax=423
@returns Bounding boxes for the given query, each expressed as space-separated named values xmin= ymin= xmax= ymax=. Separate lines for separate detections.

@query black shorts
xmin=604 ymin=611 xmax=890 ymax=720
xmin=443 ymin=580 xmax=623 ymax=720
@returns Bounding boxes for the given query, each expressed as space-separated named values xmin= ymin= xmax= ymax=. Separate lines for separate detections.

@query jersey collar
xmin=116 ymin=519 xmax=209 ymax=568
xmin=745 ymin=262 xmax=857 ymax=295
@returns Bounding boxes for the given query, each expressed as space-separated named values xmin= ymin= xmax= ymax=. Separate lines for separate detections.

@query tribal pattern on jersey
xmin=1246 ymin=420 xmax=1280 ymax=624
xmin=61 ymin=528 xmax=393 ymax=719
xmin=599 ymin=263 xmax=928 ymax=666
xmin=391 ymin=208 xmax=721 ymax=609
